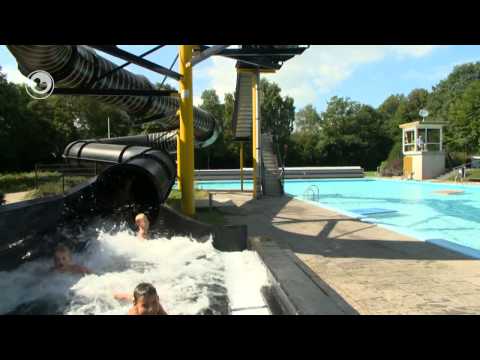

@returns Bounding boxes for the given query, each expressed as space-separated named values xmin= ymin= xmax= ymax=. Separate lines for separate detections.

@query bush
xmin=379 ymin=142 xmax=403 ymax=176
xmin=0 ymin=191 xmax=4 ymax=205
xmin=446 ymin=152 xmax=466 ymax=169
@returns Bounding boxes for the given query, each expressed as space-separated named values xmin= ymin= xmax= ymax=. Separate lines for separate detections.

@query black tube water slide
xmin=6 ymin=45 xmax=221 ymax=209
xmin=0 ymin=46 xmax=223 ymax=269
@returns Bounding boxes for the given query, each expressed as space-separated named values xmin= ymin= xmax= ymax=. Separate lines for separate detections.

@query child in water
xmin=115 ymin=283 xmax=167 ymax=315
xmin=52 ymin=243 xmax=91 ymax=275
xmin=135 ymin=213 xmax=150 ymax=240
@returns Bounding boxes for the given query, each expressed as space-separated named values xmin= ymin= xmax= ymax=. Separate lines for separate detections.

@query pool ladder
xmin=303 ymin=185 xmax=320 ymax=201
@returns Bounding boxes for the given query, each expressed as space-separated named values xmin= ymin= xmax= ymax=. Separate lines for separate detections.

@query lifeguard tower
xmin=399 ymin=117 xmax=446 ymax=180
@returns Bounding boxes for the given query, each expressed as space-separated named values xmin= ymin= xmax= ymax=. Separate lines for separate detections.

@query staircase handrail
xmin=272 ymin=133 xmax=285 ymax=194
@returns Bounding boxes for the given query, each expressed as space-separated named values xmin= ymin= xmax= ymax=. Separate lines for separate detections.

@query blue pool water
xmin=195 ymin=179 xmax=480 ymax=257
xmin=194 ymin=180 xmax=253 ymax=191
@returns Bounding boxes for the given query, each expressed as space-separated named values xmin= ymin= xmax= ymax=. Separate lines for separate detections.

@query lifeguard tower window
xmin=404 ymin=130 xmax=415 ymax=152
xmin=418 ymin=128 xmax=441 ymax=152
xmin=403 ymin=127 xmax=441 ymax=153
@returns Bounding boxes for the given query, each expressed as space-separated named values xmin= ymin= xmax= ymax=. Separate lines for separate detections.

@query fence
xmin=34 ymin=162 xmax=100 ymax=195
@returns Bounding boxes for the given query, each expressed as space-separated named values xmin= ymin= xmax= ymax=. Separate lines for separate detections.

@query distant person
xmin=416 ymin=135 xmax=425 ymax=151
xmin=454 ymin=167 xmax=465 ymax=183
xmin=115 ymin=283 xmax=167 ymax=315
xmin=51 ymin=243 xmax=91 ymax=275
xmin=135 ymin=213 xmax=150 ymax=240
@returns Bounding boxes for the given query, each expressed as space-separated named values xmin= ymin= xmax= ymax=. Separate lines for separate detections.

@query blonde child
xmin=135 ymin=213 xmax=150 ymax=240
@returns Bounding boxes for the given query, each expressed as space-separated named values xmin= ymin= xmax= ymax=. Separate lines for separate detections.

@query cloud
xmin=193 ymin=95 xmax=202 ymax=106
xmin=402 ymin=56 xmax=477 ymax=83
xmin=199 ymin=56 xmax=237 ymax=100
xmin=195 ymin=45 xmax=440 ymax=109
xmin=388 ymin=45 xmax=440 ymax=58
xmin=2 ymin=65 xmax=29 ymax=84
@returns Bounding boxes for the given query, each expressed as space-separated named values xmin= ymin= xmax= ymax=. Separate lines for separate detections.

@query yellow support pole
xmin=240 ymin=142 xmax=244 ymax=191
xmin=178 ymin=45 xmax=195 ymax=216
xmin=176 ymin=132 xmax=181 ymax=193
xmin=251 ymin=72 xmax=261 ymax=199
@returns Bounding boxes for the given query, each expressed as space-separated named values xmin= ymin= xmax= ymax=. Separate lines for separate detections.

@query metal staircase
xmin=232 ymin=72 xmax=254 ymax=140
xmin=261 ymin=133 xmax=284 ymax=196
xmin=435 ymin=162 xmax=471 ymax=181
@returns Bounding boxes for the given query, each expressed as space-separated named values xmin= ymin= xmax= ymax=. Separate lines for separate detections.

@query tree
xmin=447 ymin=80 xmax=480 ymax=155
xmin=428 ymin=62 xmax=480 ymax=123
xmin=378 ymin=89 xmax=429 ymax=144
xmin=200 ymin=89 xmax=224 ymax=123
xmin=72 ymin=96 xmax=132 ymax=139
xmin=295 ymin=104 xmax=321 ymax=134
xmin=378 ymin=94 xmax=406 ymax=139
xmin=0 ymin=80 xmax=61 ymax=171
xmin=427 ymin=62 xmax=480 ymax=154
xmin=260 ymin=78 xmax=295 ymax=145
xmin=319 ymin=97 xmax=391 ymax=170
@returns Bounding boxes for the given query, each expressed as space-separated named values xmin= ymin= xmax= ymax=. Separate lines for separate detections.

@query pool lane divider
xmin=249 ymin=236 xmax=359 ymax=315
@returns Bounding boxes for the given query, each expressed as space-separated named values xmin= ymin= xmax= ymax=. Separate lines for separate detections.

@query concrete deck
xmin=209 ymin=192 xmax=480 ymax=314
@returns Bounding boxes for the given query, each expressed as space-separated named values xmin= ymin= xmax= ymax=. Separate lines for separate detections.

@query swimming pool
xmin=196 ymin=179 xmax=480 ymax=258
xmin=194 ymin=180 xmax=254 ymax=191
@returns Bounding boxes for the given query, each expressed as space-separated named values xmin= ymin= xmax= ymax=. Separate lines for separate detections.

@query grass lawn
xmin=445 ymin=168 xmax=480 ymax=182
xmin=167 ymin=188 xmax=227 ymax=225
xmin=467 ymin=169 xmax=480 ymax=180
xmin=0 ymin=171 xmax=61 ymax=193
xmin=25 ymin=176 xmax=90 ymax=200
xmin=364 ymin=171 xmax=378 ymax=177
xmin=2 ymin=173 xmax=227 ymax=225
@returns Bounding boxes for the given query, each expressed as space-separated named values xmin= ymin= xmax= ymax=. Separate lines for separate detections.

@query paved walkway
xmin=210 ymin=192 xmax=480 ymax=314
xmin=4 ymin=191 xmax=31 ymax=204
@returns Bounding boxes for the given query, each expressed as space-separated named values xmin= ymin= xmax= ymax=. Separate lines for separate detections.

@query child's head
xmin=133 ymin=282 xmax=160 ymax=315
xmin=53 ymin=243 xmax=72 ymax=269
xmin=135 ymin=213 xmax=150 ymax=231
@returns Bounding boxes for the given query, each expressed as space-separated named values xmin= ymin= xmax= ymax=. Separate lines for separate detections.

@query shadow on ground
xmin=214 ymin=193 xmax=474 ymax=261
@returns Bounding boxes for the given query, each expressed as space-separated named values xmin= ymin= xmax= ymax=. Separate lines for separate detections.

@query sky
xmin=1 ymin=45 xmax=480 ymax=113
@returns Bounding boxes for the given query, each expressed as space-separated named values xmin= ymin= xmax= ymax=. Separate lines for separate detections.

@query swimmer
xmin=51 ymin=243 xmax=91 ymax=275
xmin=135 ymin=213 xmax=150 ymax=240
xmin=115 ymin=283 xmax=167 ymax=315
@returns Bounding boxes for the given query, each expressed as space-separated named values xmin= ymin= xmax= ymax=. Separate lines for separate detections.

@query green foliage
xmin=317 ymin=97 xmax=392 ymax=170
xmin=0 ymin=66 xmax=133 ymax=172
xmin=295 ymin=104 xmax=321 ymax=133
xmin=428 ymin=62 xmax=480 ymax=154
xmin=379 ymin=142 xmax=403 ymax=176
xmin=446 ymin=80 xmax=480 ymax=154
xmin=196 ymin=90 xmax=243 ymax=169
xmin=379 ymin=89 xmax=429 ymax=141
xmin=0 ymin=171 xmax=59 ymax=193
xmin=260 ymin=78 xmax=295 ymax=145
xmin=26 ymin=176 xmax=89 ymax=200
xmin=428 ymin=62 xmax=480 ymax=123
xmin=3 ymin=58 xmax=480 ymax=177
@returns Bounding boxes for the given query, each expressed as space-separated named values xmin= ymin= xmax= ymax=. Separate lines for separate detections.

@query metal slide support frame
xmin=178 ymin=45 xmax=195 ymax=216
xmin=237 ymin=67 xmax=273 ymax=198
xmin=240 ymin=142 xmax=244 ymax=191
xmin=252 ymin=70 xmax=262 ymax=199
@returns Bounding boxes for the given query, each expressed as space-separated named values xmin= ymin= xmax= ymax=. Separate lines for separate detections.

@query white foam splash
xmin=0 ymin=224 xmax=269 ymax=315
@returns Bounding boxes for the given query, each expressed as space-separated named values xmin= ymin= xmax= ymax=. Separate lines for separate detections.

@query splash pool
xmin=197 ymin=178 xmax=480 ymax=258
xmin=0 ymin=219 xmax=269 ymax=315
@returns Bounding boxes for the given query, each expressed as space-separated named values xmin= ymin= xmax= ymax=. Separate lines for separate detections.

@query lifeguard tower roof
xmin=399 ymin=120 xmax=447 ymax=129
